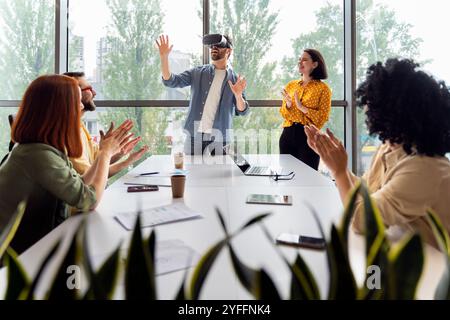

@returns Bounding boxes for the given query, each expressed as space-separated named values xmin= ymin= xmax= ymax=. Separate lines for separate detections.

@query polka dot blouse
xmin=280 ymin=79 xmax=332 ymax=129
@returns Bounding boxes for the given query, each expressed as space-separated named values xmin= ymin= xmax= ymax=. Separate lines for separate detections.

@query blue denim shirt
xmin=162 ymin=64 xmax=249 ymax=141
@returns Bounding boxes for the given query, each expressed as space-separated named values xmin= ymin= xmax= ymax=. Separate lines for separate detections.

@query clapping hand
xmin=99 ymin=123 xmax=134 ymax=157
xmin=305 ymin=125 xmax=348 ymax=177
xmin=281 ymin=89 xmax=293 ymax=108
xmin=127 ymin=145 xmax=150 ymax=164
xmin=100 ymin=120 xmax=133 ymax=145
xmin=228 ymin=75 xmax=247 ymax=97
xmin=116 ymin=135 xmax=149 ymax=164
xmin=294 ymin=91 xmax=308 ymax=114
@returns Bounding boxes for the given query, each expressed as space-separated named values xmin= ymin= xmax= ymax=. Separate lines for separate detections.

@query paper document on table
xmin=91 ymin=240 xmax=200 ymax=276
xmin=156 ymin=240 xmax=200 ymax=275
xmin=114 ymin=203 xmax=202 ymax=230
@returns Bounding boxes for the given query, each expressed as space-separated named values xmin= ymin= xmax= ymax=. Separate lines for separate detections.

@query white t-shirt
xmin=198 ymin=69 xmax=227 ymax=134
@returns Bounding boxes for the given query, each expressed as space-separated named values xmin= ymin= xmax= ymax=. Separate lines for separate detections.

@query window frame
xmin=0 ymin=0 xmax=357 ymax=172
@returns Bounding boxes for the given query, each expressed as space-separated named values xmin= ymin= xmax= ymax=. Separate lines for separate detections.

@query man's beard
xmin=211 ymin=51 xmax=226 ymax=61
xmin=82 ymin=99 xmax=96 ymax=112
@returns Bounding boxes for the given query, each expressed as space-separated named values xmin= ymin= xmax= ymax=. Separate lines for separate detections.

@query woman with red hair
xmin=0 ymin=75 xmax=131 ymax=253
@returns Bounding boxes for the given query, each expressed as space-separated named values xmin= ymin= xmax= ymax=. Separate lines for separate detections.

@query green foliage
xmin=103 ymin=0 xmax=164 ymax=101
xmin=124 ymin=215 xmax=157 ymax=300
xmin=280 ymin=3 xmax=344 ymax=99
xmin=215 ymin=210 xmax=281 ymax=299
xmin=99 ymin=107 xmax=171 ymax=155
xmin=46 ymin=221 xmax=85 ymax=300
xmin=0 ymin=3 xmax=437 ymax=299
xmin=280 ymin=0 xmax=424 ymax=168
xmin=427 ymin=211 xmax=450 ymax=300
xmin=189 ymin=210 xmax=272 ymax=299
xmin=0 ymin=1 xmax=424 ymax=160
xmin=210 ymin=0 xmax=283 ymax=150
xmin=387 ymin=235 xmax=424 ymax=300
xmin=99 ymin=0 xmax=172 ymax=155
xmin=261 ymin=225 xmax=319 ymax=300
xmin=1 ymin=185 xmax=450 ymax=301
xmin=210 ymin=0 xmax=280 ymax=100
xmin=281 ymin=0 xmax=423 ymax=99
xmin=4 ymin=248 xmax=29 ymax=300
xmin=0 ymin=202 xmax=26 ymax=259
xmin=0 ymin=0 xmax=54 ymax=100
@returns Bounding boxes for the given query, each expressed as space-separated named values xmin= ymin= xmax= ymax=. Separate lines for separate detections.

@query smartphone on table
xmin=276 ymin=233 xmax=326 ymax=250
xmin=246 ymin=194 xmax=293 ymax=206
xmin=127 ymin=185 xmax=159 ymax=193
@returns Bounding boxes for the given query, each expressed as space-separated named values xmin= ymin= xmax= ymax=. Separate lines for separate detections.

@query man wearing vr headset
xmin=156 ymin=34 xmax=249 ymax=155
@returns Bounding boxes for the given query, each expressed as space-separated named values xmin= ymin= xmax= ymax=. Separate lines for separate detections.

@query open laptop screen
xmin=223 ymin=145 xmax=251 ymax=173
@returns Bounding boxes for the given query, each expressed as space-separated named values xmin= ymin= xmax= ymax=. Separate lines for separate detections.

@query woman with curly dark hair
xmin=305 ymin=58 xmax=450 ymax=244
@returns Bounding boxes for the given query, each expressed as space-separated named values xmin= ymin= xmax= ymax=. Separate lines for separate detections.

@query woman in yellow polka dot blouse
xmin=279 ymin=49 xmax=332 ymax=170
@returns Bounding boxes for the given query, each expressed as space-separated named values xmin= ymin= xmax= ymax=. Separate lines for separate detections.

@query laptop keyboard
xmin=248 ymin=166 xmax=268 ymax=175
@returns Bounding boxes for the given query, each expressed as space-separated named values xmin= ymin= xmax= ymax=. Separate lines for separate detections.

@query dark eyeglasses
xmin=209 ymin=44 xmax=228 ymax=49
xmin=270 ymin=172 xmax=296 ymax=181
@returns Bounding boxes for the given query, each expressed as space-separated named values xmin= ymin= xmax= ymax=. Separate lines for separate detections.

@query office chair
xmin=8 ymin=114 xmax=14 ymax=152
xmin=0 ymin=114 xmax=15 ymax=166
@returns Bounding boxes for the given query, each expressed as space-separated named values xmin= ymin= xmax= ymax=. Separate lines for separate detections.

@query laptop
xmin=223 ymin=145 xmax=281 ymax=176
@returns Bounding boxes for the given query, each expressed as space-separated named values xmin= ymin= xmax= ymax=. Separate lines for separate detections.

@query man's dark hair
xmin=356 ymin=58 xmax=450 ymax=157
xmin=304 ymin=49 xmax=328 ymax=80
xmin=64 ymin=72 xmax=85 ymax=78
xmin=223 ymin=34 xmax=233 ymax=48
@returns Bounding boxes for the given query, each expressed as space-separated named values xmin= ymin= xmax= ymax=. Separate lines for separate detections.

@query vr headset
xmin=202 ymin=34 xmax=232 ymax=49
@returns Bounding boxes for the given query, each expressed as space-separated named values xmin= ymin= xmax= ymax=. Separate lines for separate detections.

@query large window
xmin=68 ymin=0 xmax=202 ymax=100
xmin=0 ymin=0 xmax=55 ymax=100
xmin=210 ymin=0 xmax=344 ymax=100
xmin=233 ymin=107 xmax=345 ymax=154
xmin=66 ymin=0 xmax=346 ymax=158
xmin=83 ymin=107 xmax=187 ymax=155
xmin=356 ymin=0 xmax=450 ymax=174
xmin=0 ymin=0 xmax=54 ymax=158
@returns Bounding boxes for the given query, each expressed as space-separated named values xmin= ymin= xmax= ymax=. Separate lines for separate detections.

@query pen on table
xmin=137 ymin=172 xmax=160 ymax=176
xmin=124 ymin=183 xmax=171 ymax=188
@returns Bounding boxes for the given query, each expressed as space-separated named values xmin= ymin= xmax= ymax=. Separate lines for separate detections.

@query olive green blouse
xmin=0 ymin=143 xmax=96 ymax=253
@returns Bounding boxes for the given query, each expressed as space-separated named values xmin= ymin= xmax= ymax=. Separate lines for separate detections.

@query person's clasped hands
xmin=304 ymin=125 xmax=348 ymax=178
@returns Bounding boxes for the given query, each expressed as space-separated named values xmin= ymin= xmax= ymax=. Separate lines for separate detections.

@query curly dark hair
xmin=356 ymin=58 xmax=450 ymax=157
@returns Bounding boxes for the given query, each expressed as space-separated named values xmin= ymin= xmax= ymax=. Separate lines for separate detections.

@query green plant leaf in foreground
xmin=25 ymin=241 xmax=61 ymax=300
xmin=189 ymin=210 xmax=272 ymax=300
xmin=387 ymin=234 xmax=424 ymax=300
xmin=46 ymin=220 xmax=85 ymax=300
xmin=189 ymin=238 xmax=228 ymax=300
xmin=339 ymin=182 xmax=362 ymax=247
xmin=3 ymin=248 xmax=29 ymax=300
xmin=215 ymin=208 xmax=279 ymax=299
xmin=0 ymin=201 xmax=26 ymax=259
xmin=124 ymin=215 xmax=156 ymax=300
xmin=81 ymin=217 xmax=122 ymax=300
xmin=260 ymin=224 xmax=318 ymax=300
xmin=327 ymin=225 xmax=357 ymax=299
xmin=427 ymin=211 xmax=450 ymax=300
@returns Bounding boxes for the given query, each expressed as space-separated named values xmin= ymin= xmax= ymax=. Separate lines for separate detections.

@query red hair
xmin=12 ymin=75 xmax=82 ymax=157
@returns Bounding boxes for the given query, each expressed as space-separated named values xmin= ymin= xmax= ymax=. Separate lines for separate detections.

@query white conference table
xmin=0 ymin=154 xmax=446 ymax=299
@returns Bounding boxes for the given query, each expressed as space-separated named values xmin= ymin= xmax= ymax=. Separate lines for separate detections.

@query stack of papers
xmin=91 ymin=239 xmax=200 ymax=276
xmin=114 ymin=203 xmax=202 ymax=231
